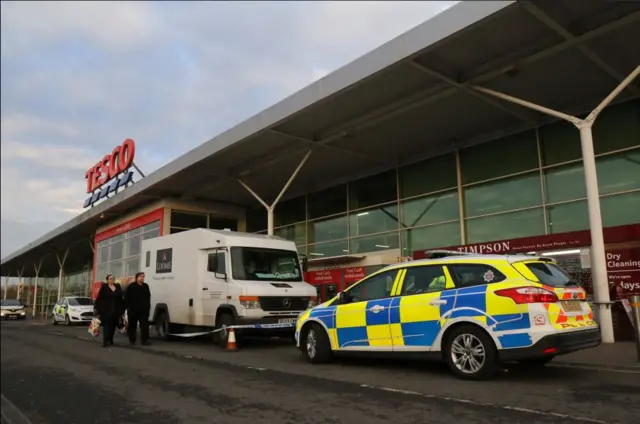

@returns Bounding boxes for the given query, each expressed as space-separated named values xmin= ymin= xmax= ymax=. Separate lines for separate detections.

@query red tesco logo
xmin=85 ymin=139 xmax=136 ymax=193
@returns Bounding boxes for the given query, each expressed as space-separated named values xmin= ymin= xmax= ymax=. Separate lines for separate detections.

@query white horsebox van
xmin=141 ymin=228 xmax=317 ymax=346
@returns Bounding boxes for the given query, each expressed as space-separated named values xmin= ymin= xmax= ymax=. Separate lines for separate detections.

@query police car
xmin=52 ymin=296 xmax=95 ymax=326
xmin=295 ymin=250 xmax=601 ymax=380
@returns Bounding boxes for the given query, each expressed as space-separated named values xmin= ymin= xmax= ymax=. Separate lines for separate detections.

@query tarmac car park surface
xmin=1 ymin=319 xmax=639 ymax=424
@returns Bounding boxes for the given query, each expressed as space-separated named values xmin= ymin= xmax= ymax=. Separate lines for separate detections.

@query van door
xmin=202 ymin=250 xmax=228 ymax=327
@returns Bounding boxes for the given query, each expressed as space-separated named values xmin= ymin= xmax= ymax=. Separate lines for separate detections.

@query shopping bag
xmin=88 ymin=317 xmax=101 ymax=337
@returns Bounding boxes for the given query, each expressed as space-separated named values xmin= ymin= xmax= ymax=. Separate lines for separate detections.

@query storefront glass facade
xmin=169 ymin=210 xmax=239 ymax=234
xmin=95 ymin=221 xmax=161 ymax=282
xmin=245 ymin=99 xmax=640 ymax=257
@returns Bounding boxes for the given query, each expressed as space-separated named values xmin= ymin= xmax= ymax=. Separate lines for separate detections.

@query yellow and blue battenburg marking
xmin=307 ymin=283 xmax=535 ymax=350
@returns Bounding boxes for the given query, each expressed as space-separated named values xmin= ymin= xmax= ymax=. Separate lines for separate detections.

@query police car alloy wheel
xmin=302 ymin=323 xmax=331 ymax=364
xmin=444 ymin=324 xmax=498 ymax=380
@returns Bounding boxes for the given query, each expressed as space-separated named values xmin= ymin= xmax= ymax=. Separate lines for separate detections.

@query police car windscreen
xmin=526 ymin=262 xmax=576 ymax=287
xmin=68 ymin=297 xmax=94 ymax=306
xmin=230 ymin=247 xmax=303 ymax=282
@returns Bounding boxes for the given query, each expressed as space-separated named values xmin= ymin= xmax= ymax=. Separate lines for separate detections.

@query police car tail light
xmin=495 ymin=287 xmax=558 ymax=304
xmin=239 ymin=296 xmax=260 ymax=309
xmin=308 ymin=297 xmax=318 ymax=308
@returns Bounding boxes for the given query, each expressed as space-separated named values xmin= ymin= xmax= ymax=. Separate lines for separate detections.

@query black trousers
xmin=102 ymin=314 xmax=117 ymax=344
xmin=128 ymin=311 xmax=149 ymax=343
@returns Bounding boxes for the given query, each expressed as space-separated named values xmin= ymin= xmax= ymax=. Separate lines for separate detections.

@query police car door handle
xmin=369 ymin=305 xmax=385 ymax=313
xmin=429 ymin=299 xmax=447 ymax=306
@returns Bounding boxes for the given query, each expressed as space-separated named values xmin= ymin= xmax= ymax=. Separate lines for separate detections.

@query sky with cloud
xmin=1 ymin=0 xmax=457 ymax=260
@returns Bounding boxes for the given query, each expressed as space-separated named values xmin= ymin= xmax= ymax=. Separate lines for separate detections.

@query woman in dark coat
xmin=94 ymin=274 xmax=125 ymax=347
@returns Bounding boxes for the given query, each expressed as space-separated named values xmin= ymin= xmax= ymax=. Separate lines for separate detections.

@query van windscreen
xmin=230 ymin=247 xmax=303 ymax=282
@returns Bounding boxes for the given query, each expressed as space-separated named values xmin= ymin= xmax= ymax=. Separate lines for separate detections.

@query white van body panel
xmin=141 ymin=228 xmax=316 ymax=331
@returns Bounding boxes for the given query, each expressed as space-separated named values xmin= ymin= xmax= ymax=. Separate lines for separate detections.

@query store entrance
xmin=314 ymin=282 xmax=340 ymax=303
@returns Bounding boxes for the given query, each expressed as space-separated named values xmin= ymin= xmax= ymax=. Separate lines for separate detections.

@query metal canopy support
xmin=56 ymin=248 xmax=70 ymax=301
xmin=471 ymin=65 xmax=640 ymax=344
xmin=88 ymin=238 xmax=95 ymax=253
xmin=2 ymin=272 xmax=10 ymax=300
xmin=522 ymin=3 xmax=639 ymax=95
xmin=32 ymin=259 xmax=43 ymax=318
xmin=238 ymin=150 xmax=312 ymax=235
xmin=16 ymin=267 xmax=24 ymax=301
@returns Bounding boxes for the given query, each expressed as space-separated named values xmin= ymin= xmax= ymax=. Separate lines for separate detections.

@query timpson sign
xmin=83 ymin=139 xmax=137 ymax=208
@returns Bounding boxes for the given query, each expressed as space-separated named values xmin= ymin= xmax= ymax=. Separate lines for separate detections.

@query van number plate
xmin=561 ymin=301 xmax=582 ymax=313
xmin=278 ymin=318 xmax=297 ymax=324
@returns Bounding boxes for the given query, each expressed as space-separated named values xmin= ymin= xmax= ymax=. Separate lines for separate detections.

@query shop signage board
xmin=83 ymin=138 xmax=137 ymax=208
xmin=607 ymin=248 xmax=640 ymax=297
xmin=344 ymin=267 xmax=366 ymax=284
xmin=304 ymin=269 xmax=341 ymax=284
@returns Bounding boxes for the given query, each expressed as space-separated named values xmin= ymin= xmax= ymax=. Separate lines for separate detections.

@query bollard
xmin=631 ymin=295 xmax=640 ymax=363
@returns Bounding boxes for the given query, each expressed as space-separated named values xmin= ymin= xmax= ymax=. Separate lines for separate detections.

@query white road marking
xmin=1 ymin=393 xmax=33 ymax=424
xmin=549 ymin=363 xmax=640 ymax=374
xmin=247 ymin=366 xmax=267 ymax=371
xmin=360 ymin=385 xmax=609 ymax=424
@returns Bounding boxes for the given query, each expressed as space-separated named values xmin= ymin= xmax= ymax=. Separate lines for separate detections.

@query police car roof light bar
xmin=422 ymin=250 xmax=477 ymax=259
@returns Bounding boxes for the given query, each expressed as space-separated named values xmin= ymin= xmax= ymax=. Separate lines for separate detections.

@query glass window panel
xmin=124 ymin=256 xmax=140 ymax=277
xmin=297 ymin=245 xmax=307 ymax=256
xmin=349 ymin=204 xmax=399 ymax=238
xmin=96 ymin=264 xmax=108 ymax=282
xmin=97 ymin=240 xmax=109 ymax=249
xmin=126 ymin=234 xmax=142 ymax=258
xmin=275 ymin=196 xmax=306 ymax=226
xmin=350 ymin=232 xmax=399 ymax=254
xmin=308 ymin=240 xmax=349 ymax=258
xmin=127 ymin=227 xmax=142 ymax=237
xmin=544 ymin=163 xmax=586 ymax=203
xmin=143 ymin=228 xmax=161 ymax=240
xmin=461 ymin=130 xmax=538 ymax=184
xmin=465 ymin=172 xmax=542 ymax=217
xmin=307 ymin=215 xmax=348 ymax=244
xmin=110 ymin=234 xmax=125 ymax=243
xmin=593 ymin=99 xmax=640 ymax=154
xmin=596 ymin=150 xmax=640 ymax=195
xmin=171 ymin=211 xmax=207 ymax=229
xmin=399 ymin=153 xmax=456 ymax=198
xmin=110 ymin=240 xmax=123 ymax=261
xmin=601 ymin=191 xmax=640 ymax=227
xmin=142 ymin=221 xmax=161 ymax=233
xmin=547 ymin=201 xmax=589 ymax=234
xmin=539 ymin=120 xmax=582 ymax=166
xmin=108 ymin=261 xmax=123 ymax=279
xmin=98 ymin=246 xmax=109 ymax=264
xmin=466 ymin=208 xmax=545 ymax=244
xmin=308 ymin=185 xmax=347 ymax=219
xmin=209 ymin=216 xmax=238 ymax=231
xmin=246 ymin=208 xmax=267 ymax=232
xmin=402 ymin=221 xmax=461 ymax=256
xmin=348 ymin=170 xmax=397 ymax=210
xmin=274 ymin=223 xmax=306 ymax=246
xmin=401 ymin=191 xmax=458 ymax=227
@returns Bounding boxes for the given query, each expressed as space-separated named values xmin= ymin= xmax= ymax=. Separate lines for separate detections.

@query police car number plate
xmin=278 ymin=318 xmax=297 ymax=324
xmin=561 ymin=301 xmax=582 ymax=313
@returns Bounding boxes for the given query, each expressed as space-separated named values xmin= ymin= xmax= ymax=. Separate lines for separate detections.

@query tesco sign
xmin=83 ymin=139 xmax=136 ymax=208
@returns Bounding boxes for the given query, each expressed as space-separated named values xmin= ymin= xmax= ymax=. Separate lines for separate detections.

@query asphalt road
xmin=1 ymin=320 xmax=639 ymax=424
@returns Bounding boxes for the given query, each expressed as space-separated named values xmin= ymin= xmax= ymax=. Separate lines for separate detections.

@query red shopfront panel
xmin=305 ymin=269 xmax=342 ymax=303
xmin=91 ymin=207 xmax=165 ymax=298
xmin=343 ymin=267 xmax=366 ymax=288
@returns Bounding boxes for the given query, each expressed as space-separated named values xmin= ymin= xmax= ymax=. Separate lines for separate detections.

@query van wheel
xmin=214 ymin=312 xmax=236 ymax=348
xmin=444 ymin=324 xmax=498 ymax=380
xmin=301 ymin=323 xmax=332 ymax=364
xmin=155 ymin=312 xmax=171 ymax=340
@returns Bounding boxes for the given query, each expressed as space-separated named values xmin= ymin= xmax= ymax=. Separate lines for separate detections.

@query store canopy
xmin=2 ymin=0 xmax=639 ymax=276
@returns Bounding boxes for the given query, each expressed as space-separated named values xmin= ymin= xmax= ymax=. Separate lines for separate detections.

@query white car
xmin=1 ymin=299 xmax=27 ymax=320
xmin=52 ymin=296 xmax=95 ymax=326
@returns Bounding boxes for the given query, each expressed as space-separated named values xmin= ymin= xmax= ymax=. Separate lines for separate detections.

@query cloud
xmin=0 ymin=1 xmax=457 ymax=260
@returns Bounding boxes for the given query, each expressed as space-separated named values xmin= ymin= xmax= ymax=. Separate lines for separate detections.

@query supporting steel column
xmin=32 ymin=259 xmax=43 ymax=318
xmin=238 ymin=150 xmax=312 ymax=235
xmin=56 ymin=248 xmax=70 ymax=300
xmin=455 ymin=150 xmax=466 ymax=244
xmin=471 ymin=65 xmax=640 ymax=344
xmin=16 ymin=267 xmax=24 ymax=301
xmin=2 ymin=272 xmax=9 ymax=300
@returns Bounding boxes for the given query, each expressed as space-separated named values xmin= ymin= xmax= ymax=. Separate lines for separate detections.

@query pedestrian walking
xmin=124 ymin=271 xmax=151 ymax=346
xmin=93 ymin=274 xmax=125 ymax=348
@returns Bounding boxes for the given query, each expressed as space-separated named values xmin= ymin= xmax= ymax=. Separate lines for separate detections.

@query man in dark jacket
xmin=124 ymin=272 xmax=151 ymax=346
